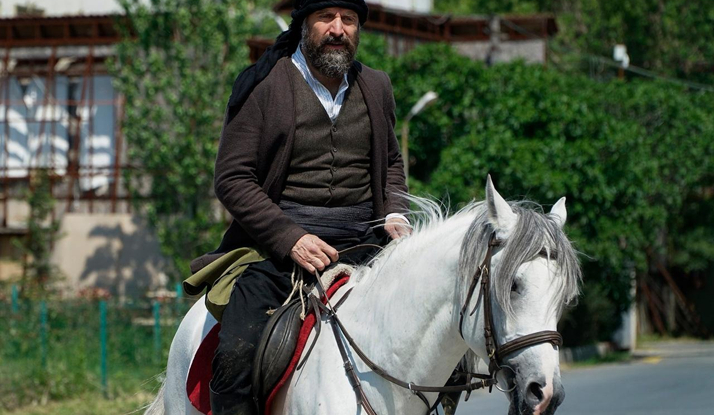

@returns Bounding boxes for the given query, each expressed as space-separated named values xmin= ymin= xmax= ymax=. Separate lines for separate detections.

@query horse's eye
xmin=538 ymin=248 xmax=557 ymax=260
xmin=511 ymin=281 xmax=519 ymax=293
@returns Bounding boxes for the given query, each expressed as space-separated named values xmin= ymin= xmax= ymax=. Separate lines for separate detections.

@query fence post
xmin=11 ymin=285 xmax=19 ymax=314
xmin=153 ymin=300 xmax=161 ymax=363
xmin=100 ymin=300 xmax=108 ymax=398
xmin=40 ymin=301 xmax=48 ymax=370
xmin=174 ymin=283 xmax=183 ymax=326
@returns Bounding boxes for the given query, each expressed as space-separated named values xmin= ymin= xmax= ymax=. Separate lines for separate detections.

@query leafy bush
xmin=360 ymin=41 xmax=714 ymax=344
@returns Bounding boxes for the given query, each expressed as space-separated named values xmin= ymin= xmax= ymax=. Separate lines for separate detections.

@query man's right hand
xmin=290 ymin=234 xmax=339 ymax=274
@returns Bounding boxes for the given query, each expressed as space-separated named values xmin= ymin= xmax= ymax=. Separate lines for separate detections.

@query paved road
xmin=456 ymin=342 xmax=714 ymax=415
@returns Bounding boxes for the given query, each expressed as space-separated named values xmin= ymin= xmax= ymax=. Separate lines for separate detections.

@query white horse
xmin=146 ymin=177 xmax=581 ymax=415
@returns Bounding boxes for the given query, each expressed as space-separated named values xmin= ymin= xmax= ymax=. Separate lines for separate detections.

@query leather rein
xmin=308 ymin=233 xmax=563 ymax=415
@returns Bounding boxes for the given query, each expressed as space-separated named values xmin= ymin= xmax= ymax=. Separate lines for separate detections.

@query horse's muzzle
xmin=508 ymin=373 xmax=564 ymax=415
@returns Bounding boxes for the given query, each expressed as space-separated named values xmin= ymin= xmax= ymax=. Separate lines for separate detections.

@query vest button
xmin=332 ymin=166 xmax=337 ymax=172
xmin=332 ymin=126 xmax=337 ymax=132
xmin=332 ymin=147 xmax=337 ymax=153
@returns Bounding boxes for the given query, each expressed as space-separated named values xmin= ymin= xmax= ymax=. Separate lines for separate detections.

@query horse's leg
xmin=162 ymin=295 xmax=217 ymax=415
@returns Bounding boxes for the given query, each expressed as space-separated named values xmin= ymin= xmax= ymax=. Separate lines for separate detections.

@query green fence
xmin=0 ymin=285 xmax=193 ymax=411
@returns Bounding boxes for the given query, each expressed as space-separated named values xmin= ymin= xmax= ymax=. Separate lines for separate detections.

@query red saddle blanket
xmin=186 ymin=274 xmax=351 ymax=415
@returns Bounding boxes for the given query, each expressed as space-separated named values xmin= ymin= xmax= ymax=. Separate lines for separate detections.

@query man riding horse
xmin=186 ymin=1 xmax=410 ymax=413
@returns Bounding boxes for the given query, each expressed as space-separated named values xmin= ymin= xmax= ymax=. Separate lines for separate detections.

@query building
xmin=249 ymin=0 xmax=557 ymax=64
xmin=0 ymin=0 xmax=167 ymax=297
xmin=0 ymin=0 xmax=556 ymax=297
xmin=0 ymin=0 xmax=125 ymax=17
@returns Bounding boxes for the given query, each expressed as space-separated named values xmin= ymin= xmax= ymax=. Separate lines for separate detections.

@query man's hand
xmin=290 ymin=234 xmax=339 ymax=274
xmin=385 ymin=217 xmax=412 ymax=240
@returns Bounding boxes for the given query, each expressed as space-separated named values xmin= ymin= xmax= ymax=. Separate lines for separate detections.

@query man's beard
xmin=301 ymin=22 xmax=359 ymax=79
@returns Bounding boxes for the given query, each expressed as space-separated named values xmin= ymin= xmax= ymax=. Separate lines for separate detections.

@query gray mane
xmin=359 ymin=195 xmax=581 ymax=377
xmin=458 ymin=201 xmax=582 ymax=318
xmin=359 ymin=195 xmax=581 ymax=318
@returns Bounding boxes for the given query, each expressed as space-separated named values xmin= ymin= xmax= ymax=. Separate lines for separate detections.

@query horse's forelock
xmin=458 ymin=201 xmax=582 ymax=319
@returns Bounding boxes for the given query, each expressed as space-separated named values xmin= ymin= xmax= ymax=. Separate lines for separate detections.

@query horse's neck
xmin=338 ymin=216 xmax=476 ymax=386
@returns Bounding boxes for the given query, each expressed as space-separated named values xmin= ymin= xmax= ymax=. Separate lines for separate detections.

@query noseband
xmin=459 ymin=232 xmax=563 ymax=386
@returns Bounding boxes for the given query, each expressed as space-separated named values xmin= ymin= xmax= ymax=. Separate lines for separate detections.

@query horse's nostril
xmin=528 ymin=382 xmax=545 ymax=403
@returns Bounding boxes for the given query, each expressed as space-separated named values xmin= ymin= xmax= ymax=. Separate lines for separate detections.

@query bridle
xmin=310 ymin=232 xmax=563 ymax=415
xmin=458 ymin=232 xmax=563 ymax=391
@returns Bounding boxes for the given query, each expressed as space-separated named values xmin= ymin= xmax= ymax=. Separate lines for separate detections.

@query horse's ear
xmin=549 ymin=197 xmax=567 ymax=228
xmin=486 ymin=175 xmax=517 ymax=233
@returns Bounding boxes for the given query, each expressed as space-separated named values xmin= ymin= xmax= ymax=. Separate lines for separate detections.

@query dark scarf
xmin=225 ymin=0 xmax=368 ymax=124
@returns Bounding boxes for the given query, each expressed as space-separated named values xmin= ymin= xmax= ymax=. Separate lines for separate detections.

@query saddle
xmin=251 ymin=297 xmax=303 ymax=408
xmin=185 ymin=267 xmax=353 ymax=415
xmin=252 ymin=265 xmax=353 ymax=414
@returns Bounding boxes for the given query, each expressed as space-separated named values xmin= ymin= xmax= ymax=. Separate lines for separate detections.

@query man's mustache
xmin=320 ymin=35 xmax=352 ymax=49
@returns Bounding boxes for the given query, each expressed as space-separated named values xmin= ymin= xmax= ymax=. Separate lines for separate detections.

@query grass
xmin=0 ymin=392 xmax=155 ymax=415
xmin=0 ymin=297 xmax=190 ymax=413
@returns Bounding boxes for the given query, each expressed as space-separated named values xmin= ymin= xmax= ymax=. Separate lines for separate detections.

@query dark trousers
xmin=209 ymin=229 xmax=387 ymax=413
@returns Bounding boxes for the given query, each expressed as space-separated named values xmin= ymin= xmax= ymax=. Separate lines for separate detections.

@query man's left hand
xmin=385 ymin=217 xmax=411 ymax=240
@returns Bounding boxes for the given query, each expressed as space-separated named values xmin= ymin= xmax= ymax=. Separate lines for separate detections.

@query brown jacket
xmin=190 ymin=58 xmax=408 ymax=273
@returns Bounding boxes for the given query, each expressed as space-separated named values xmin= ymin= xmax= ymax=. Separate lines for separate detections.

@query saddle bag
xmin=252 ymin=298 xmax=303 ymax=408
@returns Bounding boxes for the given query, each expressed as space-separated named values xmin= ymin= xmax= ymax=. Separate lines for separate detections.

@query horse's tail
xmin=143 ymin=378 xmax=166 ymax=415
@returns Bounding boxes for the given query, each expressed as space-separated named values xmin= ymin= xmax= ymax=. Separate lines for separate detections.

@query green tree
xmin=12 ymin=170 xmax=63 ymax=297
xmin=435 ymin=0 xmax=542 ymax=15
xmin=369 ymin=42 xmax=714 ymax=343
xmin=434 ymin=0 xmax=714 ymax=84
xmin=110 ymin=0 xmax=256 ymax=280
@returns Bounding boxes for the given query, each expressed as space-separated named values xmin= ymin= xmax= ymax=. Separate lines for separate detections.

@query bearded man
xmin=188 ymin=1 xmax=410 ymax=413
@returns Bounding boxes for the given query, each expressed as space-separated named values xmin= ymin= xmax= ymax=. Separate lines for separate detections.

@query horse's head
xmin=458 ymin=176 xmax=581 ymax=415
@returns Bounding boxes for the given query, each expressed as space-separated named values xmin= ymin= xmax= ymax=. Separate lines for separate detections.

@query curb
xmin=560 ymin=342 xmax=614 ymax=364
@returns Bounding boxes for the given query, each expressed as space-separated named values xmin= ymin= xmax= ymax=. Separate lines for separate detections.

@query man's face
xmin=302 ymin=7 xmax=360 ymax=79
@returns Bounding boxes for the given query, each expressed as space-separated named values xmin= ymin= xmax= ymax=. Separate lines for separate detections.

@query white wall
xmin=3 ymin=0 xmax=433 ymax=18
xmin=452 ymin=39 xmax=547 ymax=64
xmin=51 ymin=213 xmax=169 ymax=297
xmin=1 ymin=0 xmax=127 ymax=17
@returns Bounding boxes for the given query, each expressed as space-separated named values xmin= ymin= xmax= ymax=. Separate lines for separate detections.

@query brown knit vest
xmin=282 ymin=65 xmax=373 ymax=206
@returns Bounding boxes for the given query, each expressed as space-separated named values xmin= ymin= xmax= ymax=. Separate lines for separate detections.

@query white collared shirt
xmin=291 ymin=46 xmax=349 ymax=123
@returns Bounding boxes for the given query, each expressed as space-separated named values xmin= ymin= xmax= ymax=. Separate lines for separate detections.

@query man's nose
xmin=328 ymin=17 xmax=345 ymax=37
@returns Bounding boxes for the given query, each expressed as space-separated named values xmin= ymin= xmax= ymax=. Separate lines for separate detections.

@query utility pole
xmin=400 ymin=91 xmax=438 ymax=184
